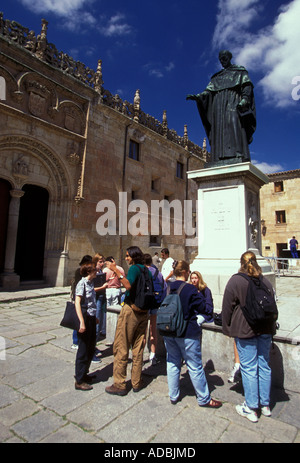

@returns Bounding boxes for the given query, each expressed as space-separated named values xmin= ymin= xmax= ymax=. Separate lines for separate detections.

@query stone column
xmin=1 ymin=189 xmax=24 ymax=289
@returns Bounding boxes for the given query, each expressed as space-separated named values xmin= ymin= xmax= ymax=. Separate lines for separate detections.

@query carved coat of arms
xmin=28 ymin=91 xmax=46 ymax=117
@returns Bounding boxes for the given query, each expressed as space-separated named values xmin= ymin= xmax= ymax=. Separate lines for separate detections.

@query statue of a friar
xmin=187 ymin=50 xmax=256 ymax=166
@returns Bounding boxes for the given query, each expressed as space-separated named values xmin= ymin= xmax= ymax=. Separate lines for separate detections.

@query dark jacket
xmin=169 ymin=280 xmax=209 ymax=338
xmin=221 ymin=271 xmax=276 ymax=339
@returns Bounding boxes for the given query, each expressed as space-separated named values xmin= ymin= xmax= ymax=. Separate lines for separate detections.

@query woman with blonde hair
xmin=163 ymin=260 xmax=222 ymax=408
xmin=221 ymin=251 xmax=277 ymax=422
xmin=190 ymin=271 xmax=214 ymax=326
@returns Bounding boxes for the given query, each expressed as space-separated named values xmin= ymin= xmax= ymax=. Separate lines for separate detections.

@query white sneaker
xmin=228 ymin=364 xmax=241 ymax=383
xmin=71 ymin=344 xmax=78 ymax=350
xmin=236 ymin=402 xmax=258 ymax=423
xmin=261 ymin=406 xmax=272 ymax=417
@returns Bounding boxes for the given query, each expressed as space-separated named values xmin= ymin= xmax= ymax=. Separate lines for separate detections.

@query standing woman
xmin=190 ymin=271 xmax=214 ymax=326
xmin=164 ymin=261 xmax=222 ymax=408
xmin=222 ymin=251 xmax=277 ymax=422
xmin=74 ymin=262 xmax=98 ymax=391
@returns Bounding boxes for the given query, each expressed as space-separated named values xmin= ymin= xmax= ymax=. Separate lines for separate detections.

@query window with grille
xmin=129 ymin=140 xmax=140 ymax=161
xmin=275 ymin=210 xmax=286 ymax=224
xmin=274 ymin=181 xmax=284 ymax=193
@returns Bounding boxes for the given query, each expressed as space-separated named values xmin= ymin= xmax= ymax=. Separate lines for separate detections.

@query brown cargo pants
xmin=112 ymin=303 xmax=149 ymax=390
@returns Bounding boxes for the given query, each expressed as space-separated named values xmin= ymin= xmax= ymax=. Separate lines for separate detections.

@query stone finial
xmin=134 ymin=89 xmax=140 ymax=121
xmin=35 ymin=18 xmax=48 ymax=60
xmin=184 ymin=124 xmax=188 ymax=149
xmin=162 ymin=110 xmax=168 ymax=137
xmin=94 ymin=59 xmax=104 ymax=95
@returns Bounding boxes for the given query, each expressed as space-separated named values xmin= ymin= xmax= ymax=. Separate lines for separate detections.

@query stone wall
xmin=0 ymin=14 xmax=206 ymax=288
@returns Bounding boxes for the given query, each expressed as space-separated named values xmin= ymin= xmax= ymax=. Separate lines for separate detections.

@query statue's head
xmin=219 ymin=50 xmax=232 ymax=68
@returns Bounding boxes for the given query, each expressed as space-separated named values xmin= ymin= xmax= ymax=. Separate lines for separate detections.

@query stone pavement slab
xmin=0 ymin=280 xmax=300 ymax=445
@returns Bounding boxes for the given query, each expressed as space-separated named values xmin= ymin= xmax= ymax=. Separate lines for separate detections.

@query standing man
xmin=160 ymin=248 xmax=176 ymax=285
xmin=152 ymin=251 xmax=161 ymax=269
xmin=290 ymin=236 xmax=298 ymax=258
xmin=105 ymin=246 xmax=151 ymax=396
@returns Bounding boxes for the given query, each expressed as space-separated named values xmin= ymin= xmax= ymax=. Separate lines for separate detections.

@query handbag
xmin=60 ymin=301 xmax=80 ymax=331
xmin=213 ymin=312 xmax=222 ymax=326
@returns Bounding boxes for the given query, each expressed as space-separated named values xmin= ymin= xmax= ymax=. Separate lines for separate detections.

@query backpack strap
xmin=153 ymin=267 xmax=159 ymax=280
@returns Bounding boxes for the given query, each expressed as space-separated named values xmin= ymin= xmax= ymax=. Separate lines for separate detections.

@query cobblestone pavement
xmin=0 ymin=277 xmax=299 ymax=445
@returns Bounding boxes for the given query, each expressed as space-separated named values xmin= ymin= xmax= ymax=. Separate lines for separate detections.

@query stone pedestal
xmin=187 ymin=162 xmax=275 ymax=309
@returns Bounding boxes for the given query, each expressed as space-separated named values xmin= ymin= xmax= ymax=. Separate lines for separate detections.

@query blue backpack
xmin=151 ymin=266 xmax=165 ymax=305
xmin=156 ymin=283 xmax=187 ymax=337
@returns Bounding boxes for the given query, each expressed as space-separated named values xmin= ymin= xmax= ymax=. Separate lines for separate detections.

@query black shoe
xmin=83 ymin=374 xmax=96 ymax=384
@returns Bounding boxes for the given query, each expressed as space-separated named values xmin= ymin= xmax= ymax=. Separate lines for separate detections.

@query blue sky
xmin=2 ymin=0 xmax=300 ymax=173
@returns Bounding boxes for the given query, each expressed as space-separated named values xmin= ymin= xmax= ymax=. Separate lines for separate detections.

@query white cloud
xmin=99 ymin=14 xmax=132 ymax=37
xmin=18 ymin=0 xmax=132 ymax=37
xmin=213 ymin=0 xmax=300 ymax=108
xmin=19 ymin=0 xmax=94 ymax=17
xmin=252 ymin=159 xmax=284 ymax=174
xmin=144 ymin=61 xmax=175 ymax=79
xmin=212 ymin=0 xmax=260 ymax=49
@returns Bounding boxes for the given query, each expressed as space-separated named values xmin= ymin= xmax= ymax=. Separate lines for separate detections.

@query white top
xmin=161 ymin=257 xmax=176 ymax=282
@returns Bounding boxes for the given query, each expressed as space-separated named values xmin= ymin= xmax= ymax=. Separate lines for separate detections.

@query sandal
xmin=201 ymin=398 xmax=222 ymax=408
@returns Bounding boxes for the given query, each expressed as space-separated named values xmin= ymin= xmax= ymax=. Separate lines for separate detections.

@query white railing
xmin=265 ymin=256 xmax=299 ymax=276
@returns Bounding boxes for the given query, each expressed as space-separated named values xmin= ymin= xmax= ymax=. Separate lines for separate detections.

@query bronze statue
xmin=187 ymin=50 xmax=256 ymax=166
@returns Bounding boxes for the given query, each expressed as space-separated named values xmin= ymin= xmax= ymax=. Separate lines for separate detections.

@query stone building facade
xmin=260 ymin=169 xmax=300 ymax=264
xmin=0 ymin=15 xmax=207 ymax=289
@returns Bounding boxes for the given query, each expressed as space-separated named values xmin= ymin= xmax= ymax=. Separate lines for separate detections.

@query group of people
xmin=71 ymin=247 xmax=277 ymax=423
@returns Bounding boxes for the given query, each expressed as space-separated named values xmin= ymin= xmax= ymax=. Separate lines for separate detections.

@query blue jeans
xmin=72 ymin=330 xmax=78 ymax=345
xmin=235 ymin=334 xmax=272 ymax=409
xmin=96 ymin=295 xmax=107 ymax=341
xmin=290 ymin=247 xmax=298 ymax=258
xmin=164 ymin=335 xmax=211 ymax=406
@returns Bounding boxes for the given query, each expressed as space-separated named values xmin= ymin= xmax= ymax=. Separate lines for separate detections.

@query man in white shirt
xmin=160 ymin=248 xmax=176 ymax=284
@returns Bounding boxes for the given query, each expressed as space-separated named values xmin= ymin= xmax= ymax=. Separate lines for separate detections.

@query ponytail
xmin=239 ymin=251 xmax=262 ymax=278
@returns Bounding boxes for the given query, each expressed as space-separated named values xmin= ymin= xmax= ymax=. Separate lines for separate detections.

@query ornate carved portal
xmin=0 ymin=136 xmax=72 ymax=288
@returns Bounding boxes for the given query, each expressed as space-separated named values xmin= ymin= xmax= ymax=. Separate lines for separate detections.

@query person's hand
xmin=237 ymin=98 xmax=249 ymax=112
xmin=186 ymin=94 xmax=197 ymax=101
xmin=78 ymin=321 xmax=86 ymax=333
xmin=105 ymin=261 xmax=117 ymax=272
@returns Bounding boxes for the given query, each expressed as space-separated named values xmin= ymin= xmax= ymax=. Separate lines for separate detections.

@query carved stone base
xmin=0 ymin=272 xmax=20 ymax=290
xmin=187 ymin=162 xmax=275 ymax=309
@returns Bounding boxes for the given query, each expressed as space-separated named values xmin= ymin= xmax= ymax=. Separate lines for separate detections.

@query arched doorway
xmin=0 ymin=179 xmax=11 ymax=273
xmin=14 ymin=184 xmax=49 ymax=281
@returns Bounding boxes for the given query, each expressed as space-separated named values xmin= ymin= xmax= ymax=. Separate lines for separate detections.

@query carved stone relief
xmin=247 ymin=190 xmax=259 ymax=248
xmin=12 ymin=154 xmax=29 ymax=188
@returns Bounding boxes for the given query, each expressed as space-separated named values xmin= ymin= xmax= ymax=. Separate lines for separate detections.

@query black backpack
xmin=156 ymin=283 xmax=187 ymax=337
xmin=131 ymin=264 xmax=157 ymax=311
xmin=237 ymin=273 xmax=278 ymax=334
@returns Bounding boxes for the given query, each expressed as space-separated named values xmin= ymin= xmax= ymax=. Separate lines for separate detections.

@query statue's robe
xmin=196 ymin=65 xmax=256 ymax=163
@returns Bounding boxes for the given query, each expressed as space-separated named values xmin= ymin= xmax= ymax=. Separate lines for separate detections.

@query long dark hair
xmin=126 ymin=246 xmax=144 ymax=264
